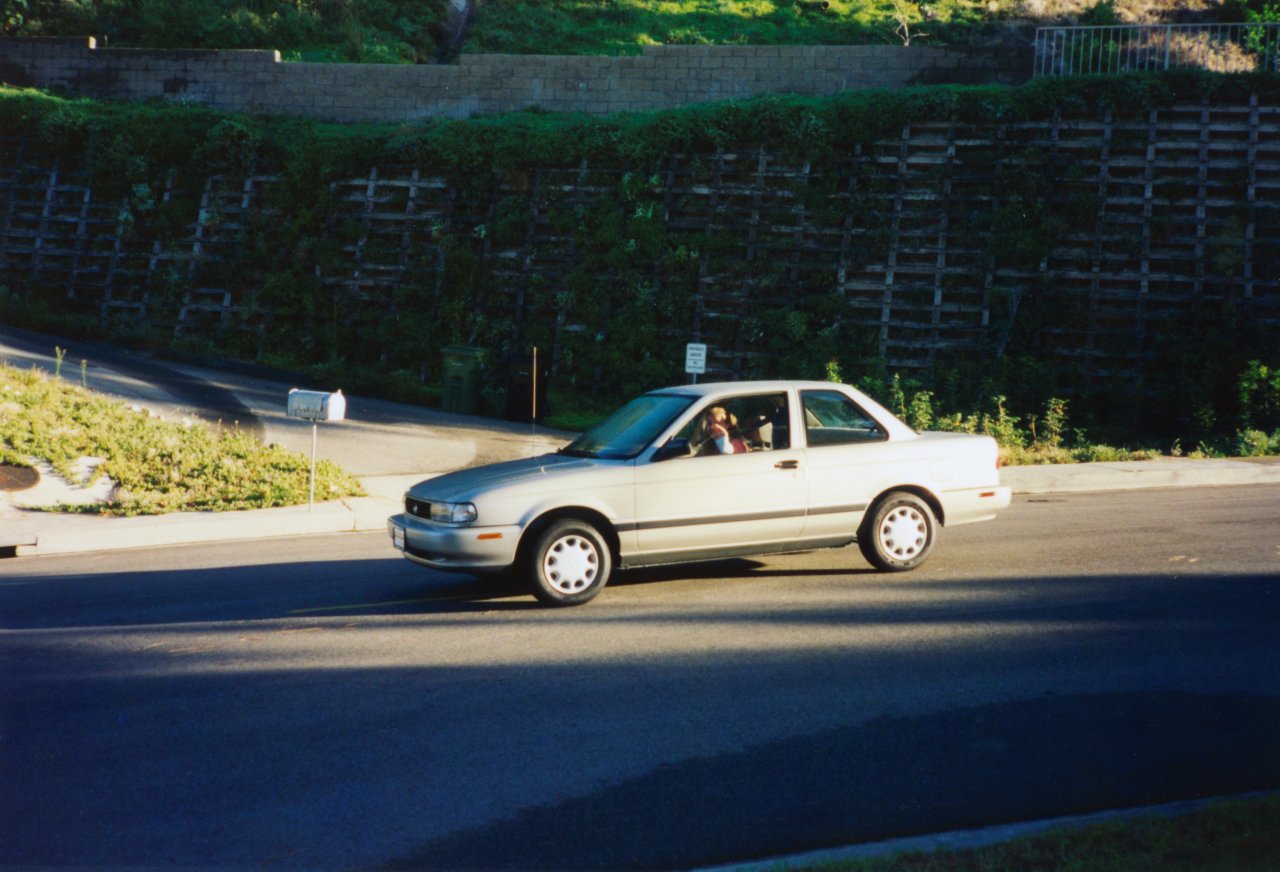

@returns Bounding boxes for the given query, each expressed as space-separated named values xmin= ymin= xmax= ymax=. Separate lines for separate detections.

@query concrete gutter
xmin=4 ymin=458 xmax=1280 ymax=558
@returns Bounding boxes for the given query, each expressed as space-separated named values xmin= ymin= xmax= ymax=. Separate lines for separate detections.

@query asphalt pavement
xmin=4 ymin=323 xmax=1280 ymax=557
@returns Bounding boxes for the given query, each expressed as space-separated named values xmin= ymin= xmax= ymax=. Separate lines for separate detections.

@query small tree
xmin=891 ymin=0 xmax=922 ymax=45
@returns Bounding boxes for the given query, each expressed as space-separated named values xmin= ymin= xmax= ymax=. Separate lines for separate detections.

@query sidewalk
xmin=4 ymin=455 xmax=1280 ymax=558
xmin=999 ymin=455 xmax=1280 ymax=494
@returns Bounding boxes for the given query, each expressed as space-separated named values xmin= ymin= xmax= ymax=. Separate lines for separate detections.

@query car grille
xmin=405 ymin=496 xmax=432 ymax=519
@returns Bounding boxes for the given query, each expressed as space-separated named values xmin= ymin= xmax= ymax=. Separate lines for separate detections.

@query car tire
xmin=859 ymin=492 xmax=936 ymax=572
xmin=528 ymin=519 xmax=612 ymax=606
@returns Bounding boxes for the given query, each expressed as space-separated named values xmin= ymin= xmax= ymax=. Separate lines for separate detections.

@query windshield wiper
xmin=557 ymin=447 xmax=598 ymax=458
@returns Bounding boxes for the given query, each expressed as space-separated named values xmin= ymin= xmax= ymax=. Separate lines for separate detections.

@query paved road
xmin=3 ymin=486 xmax=1278 ymax=868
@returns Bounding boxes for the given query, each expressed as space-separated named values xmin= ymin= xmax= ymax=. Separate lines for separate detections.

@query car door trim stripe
xmin=619 ymin=507 xmax=803 ymax=533
xmin=619 ymin=502 xmax=867 ymax=533
xmin=807 ymin=502 xmax=869 ymax=516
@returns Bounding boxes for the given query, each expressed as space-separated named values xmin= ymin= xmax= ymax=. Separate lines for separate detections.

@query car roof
xmin=647 ymin=380 xmax=848 ymax=398
xmin=640 ymin=379 xmax=917 ymax=440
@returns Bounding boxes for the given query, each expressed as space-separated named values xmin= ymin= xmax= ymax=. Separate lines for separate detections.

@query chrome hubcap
xmin=543 ymin=534 xmax=599 ymax=594
xmin=879 ymin=506 xmax=927 ymax=559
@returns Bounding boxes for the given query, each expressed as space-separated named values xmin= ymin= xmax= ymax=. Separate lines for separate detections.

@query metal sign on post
xmin=286 ymin=389 xmax=346 ymax=511
xmin=685 ymin=342 xmax=707 ymax=384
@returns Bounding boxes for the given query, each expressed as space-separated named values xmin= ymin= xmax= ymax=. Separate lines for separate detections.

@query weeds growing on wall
xmin=1 ymin=72 xmax=1278 ymax=453
xmin=9 ymin=0 xmax=1268 ymax=59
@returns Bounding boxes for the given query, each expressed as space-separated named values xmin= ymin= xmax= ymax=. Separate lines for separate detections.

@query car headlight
xmin=429 ymin=501 xmax=478 ymax=524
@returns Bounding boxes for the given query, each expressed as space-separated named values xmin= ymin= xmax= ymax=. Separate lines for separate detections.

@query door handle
xmin=774 ymin=459 xmax=799 ymax=470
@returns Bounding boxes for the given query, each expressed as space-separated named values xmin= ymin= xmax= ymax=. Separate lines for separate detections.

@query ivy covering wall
xmin=1 ymin=73 xmax=1278 ymax=439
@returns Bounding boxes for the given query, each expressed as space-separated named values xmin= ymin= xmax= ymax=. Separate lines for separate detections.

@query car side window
xmin=671 ymin=393 xmax=791 ymax=457
xmin=801 ymin=390 xmax=887 ymax=447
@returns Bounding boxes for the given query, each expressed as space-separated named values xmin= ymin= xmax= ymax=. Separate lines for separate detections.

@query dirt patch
xmin=1015 ymin=0 xmax=1225 ymax=25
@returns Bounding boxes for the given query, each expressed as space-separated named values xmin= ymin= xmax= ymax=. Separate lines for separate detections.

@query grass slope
xmin=5 ymin=0 xmax=1252 ymax=60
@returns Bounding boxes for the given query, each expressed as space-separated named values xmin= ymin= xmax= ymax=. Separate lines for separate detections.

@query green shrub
xmin=1080 ymin=0 xmax=1121 ymax=25
xmin=1189 ymin=441 xmax=1228 ymax=459
xmin=1234 ymin=428 xmax=1280 ymax=457
xmin=1238 ymin=359 xmax=1280 ymax=432
xmin=7 ymin=0 xmax=447 ymax=63
xmin=906 ymin=390 xmax=934 ymax=432
xmin=1071 ymin=444 xmax=1161 ymax=462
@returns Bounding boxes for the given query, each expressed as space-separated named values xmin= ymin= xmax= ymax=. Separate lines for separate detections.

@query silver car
xmin=388 ymin=380 xmax=1012 ymax=605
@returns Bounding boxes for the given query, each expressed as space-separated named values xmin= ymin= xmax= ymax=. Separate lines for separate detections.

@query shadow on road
xmin=390 ymin=690 xmax=1280 ymax=870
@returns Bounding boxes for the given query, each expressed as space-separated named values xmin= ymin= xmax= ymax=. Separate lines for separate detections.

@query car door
xmin=798 ymin=388 xmax=890 ymax=539
xmin=632 ymin=391 xmax=806 ymax=560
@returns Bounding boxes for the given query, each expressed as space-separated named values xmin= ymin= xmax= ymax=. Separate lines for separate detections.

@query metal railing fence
xmin=1034 ymin=22 xmax=1279 ymax=76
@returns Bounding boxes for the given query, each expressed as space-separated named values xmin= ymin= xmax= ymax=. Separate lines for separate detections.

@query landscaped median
xmin=0 ymin=361 xmax=364 ymax=516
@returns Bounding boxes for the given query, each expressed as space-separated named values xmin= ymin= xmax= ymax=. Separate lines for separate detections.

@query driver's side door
xmin=631 ymin=391 xmax=806 ymax=561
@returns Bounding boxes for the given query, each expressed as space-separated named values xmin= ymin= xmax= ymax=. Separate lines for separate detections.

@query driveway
xmin=0 ymin=325 xmax=571 ymax=478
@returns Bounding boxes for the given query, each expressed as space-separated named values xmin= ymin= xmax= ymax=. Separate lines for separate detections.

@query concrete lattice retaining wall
xmin=1 ymin=96 xmax=1276 ymax=391
xmin=0 ymin=36 xmax=1030 ymax=122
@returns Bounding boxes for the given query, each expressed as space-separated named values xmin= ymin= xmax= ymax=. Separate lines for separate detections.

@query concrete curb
xmin=0 ymin=474 xmax=425 ymax=556
xmin=7 ymin=500 xmax=363 ymax=556
xmin=3 ymin=460 xmax=1279 ymax=558
xmin=696 ymin=790 xmax=1280 ymax=871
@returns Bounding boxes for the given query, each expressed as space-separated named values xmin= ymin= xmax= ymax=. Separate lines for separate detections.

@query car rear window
xmin=801 ymin=390 xmax=888 ymax=447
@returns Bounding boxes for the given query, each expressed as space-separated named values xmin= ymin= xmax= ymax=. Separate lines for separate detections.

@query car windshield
xmin=560 ymin=393 xmax=694 ymax=460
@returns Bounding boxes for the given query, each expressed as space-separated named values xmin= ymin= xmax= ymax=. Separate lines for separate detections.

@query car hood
xmin=407 ymin=453 xmax=607 ymax=502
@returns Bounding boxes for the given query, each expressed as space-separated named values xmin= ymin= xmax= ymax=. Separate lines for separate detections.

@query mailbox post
xmin=286 ymin=389 xmax=347 ymax=511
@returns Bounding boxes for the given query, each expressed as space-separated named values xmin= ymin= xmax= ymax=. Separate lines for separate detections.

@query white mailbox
xmin=287 ymin=389 xmax=346 ymax=422
xmin=286 ymin=389 xmax=347 ymax=512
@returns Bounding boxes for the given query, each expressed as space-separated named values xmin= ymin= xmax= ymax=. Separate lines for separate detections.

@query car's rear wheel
xmin=859 ymin=492 xmax=936 ymax=572
xmin=528 ymin=519 xmax=612 ymax=606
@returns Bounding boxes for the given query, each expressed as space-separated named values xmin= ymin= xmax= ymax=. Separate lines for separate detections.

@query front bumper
xmin=387 ymin=513 xmax=522 ymax=573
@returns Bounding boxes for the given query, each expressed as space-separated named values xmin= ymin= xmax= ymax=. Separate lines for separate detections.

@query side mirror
xmin=652 ymin=437 xmax=692 ymax=463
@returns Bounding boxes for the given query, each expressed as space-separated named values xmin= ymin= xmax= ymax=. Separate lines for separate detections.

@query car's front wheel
xmin=859 ymin=492 xmax=936 ymax=572
xmin=528 ymin=519 xmax=612 ymax=606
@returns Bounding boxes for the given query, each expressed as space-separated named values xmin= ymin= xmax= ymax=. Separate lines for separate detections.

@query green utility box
xmin=441 ymin=345 xmax=486 ymax=415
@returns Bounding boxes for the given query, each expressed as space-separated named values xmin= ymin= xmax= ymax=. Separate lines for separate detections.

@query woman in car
xmin=703 ymin=405 xmax=748 ymax=454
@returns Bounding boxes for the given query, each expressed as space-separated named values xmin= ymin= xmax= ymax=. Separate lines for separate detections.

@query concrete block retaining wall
xmin=1 ymin=37 xmax=1031 ymax=122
